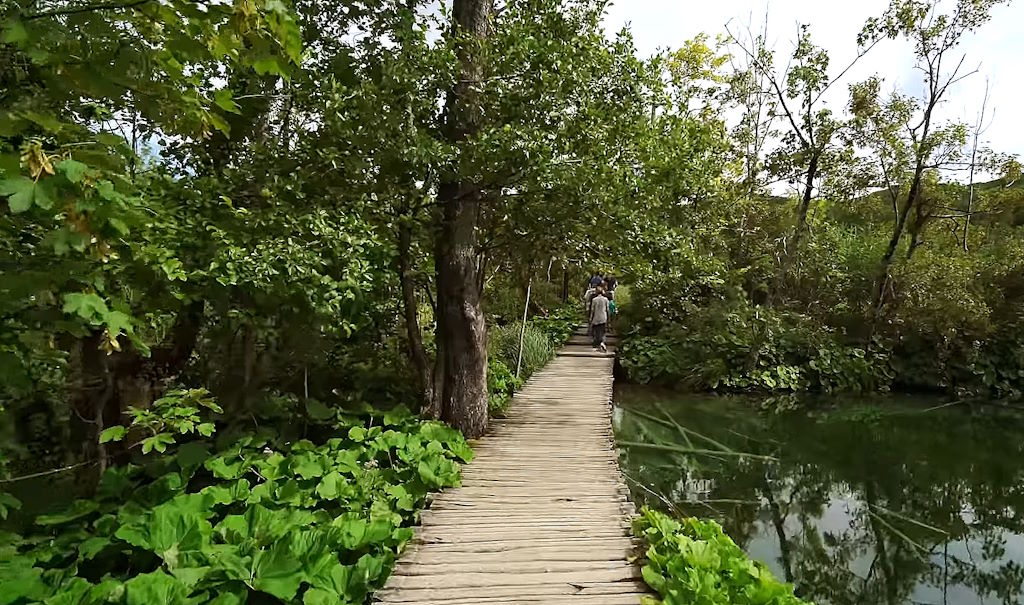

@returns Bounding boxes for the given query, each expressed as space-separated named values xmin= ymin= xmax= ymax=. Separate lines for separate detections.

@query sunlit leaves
xmin=99 ymin=426 xmax=127 ymax=444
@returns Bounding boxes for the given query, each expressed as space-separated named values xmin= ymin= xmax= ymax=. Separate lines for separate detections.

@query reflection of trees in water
xmin=616 ymin=399 xmax=1024 ymax=605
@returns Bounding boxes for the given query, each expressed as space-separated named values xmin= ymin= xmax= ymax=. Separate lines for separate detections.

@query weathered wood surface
xmin=375 ymin=330 xmax=647 ymax=604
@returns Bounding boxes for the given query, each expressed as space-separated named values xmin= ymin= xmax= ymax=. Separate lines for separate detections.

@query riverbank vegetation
xmin=633 ymin=508 xmax=812 ymax=605
xmin=618 ymin=0 xmax=1024 ymax=401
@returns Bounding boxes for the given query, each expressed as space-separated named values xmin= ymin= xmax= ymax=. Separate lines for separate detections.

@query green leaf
xmin=1 ymin=19 xmax=27 ymax=44
xmin=249 ymin=540 xmax=304 ymax=600
xmin=206 ymin=585 xmax=247 ymax=605
xmin=141 ymin=433 xmax=176 ymax=454
xmin=57 ymin=159 xmax=89 ymax=183
xmin=35 ymin=499 xmax=99 ymax=526
xmin=115 ymin=503 xmax=212 ymax=571
xmin=107 ymin=216 xmax=130 ymax=235
xmin=205 ymin=454 xmax=246 ymax=480
xmin=217 ymin=504 xmax=308 ymax=548
xmin=292 ymin=452 xmax=326 ymax=479
xmin=176 ymin=442 xmax=211 ymax=469
xmin=306 ymin=400 xmax=335 ymax=421
xmin=199 ymin=479 xmax=250 ymax=506
xmin=252 ymin=57 xmax=285 ymax=76
xmin=214 ymin=89 xmax=242 ymax=114
xmin=33 ymin=179 xmax=54 ymax=209
xmin=23 ymin=112 xmax=63 ymax=132
xmin=303 ymin=587 xmax=341 ymax=605
xmin=124 ymin=570 xmax=189 ymax=605
xmin=169 ymin=566 xmax=210 ymax=591
xmin=0 ymin=177 xmax=35 ymax=213
xmin=314 ymin=471 xmax=349 ymax=501
xmin=0 ymin=561 xmax=48 ymax=605
xmin=78 ymin=536 xmax=112 ymax=560
xmin=99 ymin=426 xmax=126 ymax=443
xmin=197 ymin=422 xmax=216 ymax=437
xmin=0 ymin=152 xmax=19 ymax=177
xmin=62 ymin=292 xmax=109 ymax=322
xmin=0 ymin=492 xmax=22 ymax=520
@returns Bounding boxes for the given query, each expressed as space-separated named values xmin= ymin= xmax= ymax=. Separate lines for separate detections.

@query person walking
xmin=589 ymin=287 xmax=610 ymax=352
xmin=583 ymin=283 xmax=598 ymax=335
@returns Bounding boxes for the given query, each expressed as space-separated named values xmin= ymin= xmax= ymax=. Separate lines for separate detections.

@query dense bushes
xmin=0 ymin=405 xmax=471 ymax=605
xmin=621 ymin=302 xmax=892 ymax=393
xmin=633 ymin=508 xmax=811 ymax=605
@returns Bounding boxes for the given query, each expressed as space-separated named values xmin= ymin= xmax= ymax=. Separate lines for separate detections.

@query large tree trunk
xmin=397 ymin=222 xmax=437 ymax=417
xmin=433 ymin=0 xmax=493 ymax=438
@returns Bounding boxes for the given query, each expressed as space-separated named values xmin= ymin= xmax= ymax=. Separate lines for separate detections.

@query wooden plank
xmin=375 ymin=581 xmax=648 ymax=602
xmin=375 ymin=331 xmax=649 ymax=604
xmin=386 ymin=568 xmax=642 ymax=590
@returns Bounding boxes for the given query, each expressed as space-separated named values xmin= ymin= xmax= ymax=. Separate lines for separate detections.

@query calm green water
xmin=614 ymin=386 xmax=1024 ymax=605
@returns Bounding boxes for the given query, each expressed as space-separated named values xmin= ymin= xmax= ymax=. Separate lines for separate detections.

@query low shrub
xmin=633 ymin=508 xmax=813 ymax=605
xmin=0 ymin=406 xmax=472 ymax=605
xmin=487 ymin=359 xmax=523 ymax=417
xmin=488 ymin=322 xmax=555 ymax=381
xmin=529 ymin=304 xmax=579 ymax=347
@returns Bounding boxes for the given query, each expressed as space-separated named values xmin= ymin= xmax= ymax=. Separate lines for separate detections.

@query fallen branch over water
xmin=617 ymin=440 xmax=778 ymax=461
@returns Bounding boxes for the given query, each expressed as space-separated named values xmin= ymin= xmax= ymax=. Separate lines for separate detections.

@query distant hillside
xmin=827 ymin=177 xmax=1024 ymax=228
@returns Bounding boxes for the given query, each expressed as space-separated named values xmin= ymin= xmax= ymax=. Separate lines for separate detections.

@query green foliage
xmin=621 ymin=300 xmax=892 ymax=394
xmin=0 ymin=409 xmax=471 ymax=604
xmin=486 ymin=359 xmax=523 ymax=417
xmin=488 ymin=322 xmax=556 ymax=381
xmin=633 ymin=508 xmax=813 ymax=605
xmin=529 ymin=304 xmax=580 ymax=347
xmin=101 ymin=389 xmax=223 ymax=454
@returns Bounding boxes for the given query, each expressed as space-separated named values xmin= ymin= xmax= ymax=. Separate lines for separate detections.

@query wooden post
xmin=516 ymin=278 xmax=532 ymax=379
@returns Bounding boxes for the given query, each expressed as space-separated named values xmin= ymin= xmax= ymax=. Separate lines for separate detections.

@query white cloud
xmin=602 ymin=0 xmax=1024 ymax=164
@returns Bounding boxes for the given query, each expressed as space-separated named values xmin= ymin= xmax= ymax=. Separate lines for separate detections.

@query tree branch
xmin=25 ymin=0 xmax=154 ymax=20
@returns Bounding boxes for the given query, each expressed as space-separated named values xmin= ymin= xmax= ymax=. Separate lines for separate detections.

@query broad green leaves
xmin=634 ymin=508 xmax=812 ymax=605
xmin=125 ymin=571 xmax=189 ymax=605
xmin=2 ymin=409 xmax=471 ymax=604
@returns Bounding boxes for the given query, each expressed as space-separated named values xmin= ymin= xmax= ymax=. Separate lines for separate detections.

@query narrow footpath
xmin=375 ymin=328 xmax=647 ymax=604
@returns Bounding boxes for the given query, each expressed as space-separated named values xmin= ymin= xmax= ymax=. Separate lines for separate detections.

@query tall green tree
xmin=858 ymin=0 xmax=1011 ymax=311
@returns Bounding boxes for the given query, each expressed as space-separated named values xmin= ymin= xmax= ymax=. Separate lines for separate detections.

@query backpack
xmin=608 ymin=300 xmax=617 ymax=316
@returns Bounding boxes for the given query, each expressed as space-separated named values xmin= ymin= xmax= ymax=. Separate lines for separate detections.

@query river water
xmin=613 ymin=385 xmax=1024 ymax=605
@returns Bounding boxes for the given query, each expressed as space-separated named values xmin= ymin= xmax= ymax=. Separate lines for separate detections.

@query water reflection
xmin=614 ymin=387 xmax=1024 ymax=605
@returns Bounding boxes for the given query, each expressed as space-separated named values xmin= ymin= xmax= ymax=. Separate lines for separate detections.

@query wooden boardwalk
xmin=375 ymin=329 xmax=647 ymax=605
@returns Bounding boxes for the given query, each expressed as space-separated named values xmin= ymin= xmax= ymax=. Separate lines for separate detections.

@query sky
xmin=602 ymin=0 xmax=1024 ymax=168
